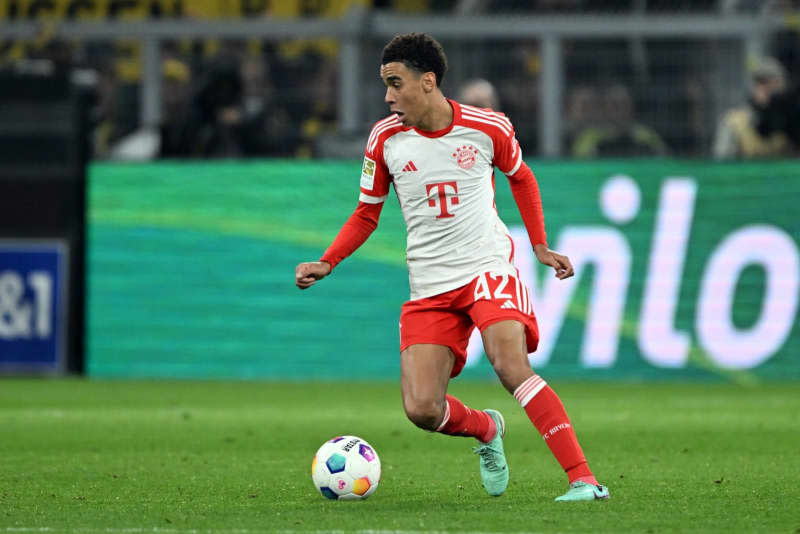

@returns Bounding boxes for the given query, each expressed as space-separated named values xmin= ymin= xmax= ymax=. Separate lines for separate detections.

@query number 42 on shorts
xmin=473 ymin=272 xmax=533 ymax=315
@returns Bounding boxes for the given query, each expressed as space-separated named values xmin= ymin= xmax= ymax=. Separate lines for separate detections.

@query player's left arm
xmin=507 ymin=164 xmax=574 ymax=280
xmin=495 ymin=125 xmax=574 ymax=280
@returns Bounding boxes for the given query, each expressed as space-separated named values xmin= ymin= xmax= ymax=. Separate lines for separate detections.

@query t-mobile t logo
xmin=426 ymin=181 xmax=459 ymax=219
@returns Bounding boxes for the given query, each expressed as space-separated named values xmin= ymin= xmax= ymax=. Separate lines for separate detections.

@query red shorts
xmin=399 ymin=271 xmax=540 ymax=378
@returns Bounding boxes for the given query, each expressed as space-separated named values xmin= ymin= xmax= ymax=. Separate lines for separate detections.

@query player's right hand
xmin=295 ymin=261 xmax=332 ymax=289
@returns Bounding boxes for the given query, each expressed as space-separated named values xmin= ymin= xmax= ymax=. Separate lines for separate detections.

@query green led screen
xmin=87 ymin=160 xmax=800 ymax=382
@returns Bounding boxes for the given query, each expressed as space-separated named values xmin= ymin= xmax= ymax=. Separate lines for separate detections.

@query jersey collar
xmin=412 ymin=98 xmax=460 ymax=138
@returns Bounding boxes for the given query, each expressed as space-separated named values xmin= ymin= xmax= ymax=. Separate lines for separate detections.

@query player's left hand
xmin=533 ymin=245 xmax=574 ymax=280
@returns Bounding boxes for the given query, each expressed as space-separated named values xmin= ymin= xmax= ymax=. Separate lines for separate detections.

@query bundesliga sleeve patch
xmin=360 ymin=156 xmax=376 ymax=190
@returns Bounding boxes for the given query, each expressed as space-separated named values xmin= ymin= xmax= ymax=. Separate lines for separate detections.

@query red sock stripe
xmin=437 ymin=395 xmax=493 ymax=441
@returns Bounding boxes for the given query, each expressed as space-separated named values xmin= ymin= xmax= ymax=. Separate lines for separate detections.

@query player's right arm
xmin=294 ymin=201 xmax=383 ymax=290
xmin=295 ymin=127 xmax=394 ymax=290
xmin=295 ymin=261 xmax=331 ymax=289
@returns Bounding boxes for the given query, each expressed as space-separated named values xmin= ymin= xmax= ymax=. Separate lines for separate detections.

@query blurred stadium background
xmin=0 ymin=0 xmax=799 ymax=382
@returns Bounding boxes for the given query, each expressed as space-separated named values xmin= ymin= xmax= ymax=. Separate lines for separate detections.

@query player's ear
xmin=421 ymin=71 xmax=436 ymax=93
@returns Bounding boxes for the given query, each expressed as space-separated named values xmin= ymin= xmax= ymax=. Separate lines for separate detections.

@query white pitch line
xmin=3 ymin=529 xmax=542 ymax=534
xmin=4 ymin=529 xmax=254 ymax=534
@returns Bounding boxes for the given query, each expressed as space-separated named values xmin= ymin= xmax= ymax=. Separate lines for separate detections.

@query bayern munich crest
xmin=452 ymin=145 xmax=479 ymax=170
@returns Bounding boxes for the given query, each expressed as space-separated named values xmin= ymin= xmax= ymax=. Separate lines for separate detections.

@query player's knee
xmin=403 ymin=398 xmax=445 ymax=431
xmin=486 ymin=340 xmax=530 ymax=388
xmin=486 ymin=342 xmax=525 ymax=374
xmin=484 ymin=325 xmax=518 ymax=355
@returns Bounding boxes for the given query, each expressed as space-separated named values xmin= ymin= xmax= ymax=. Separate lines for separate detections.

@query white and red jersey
xmin=356 ymin=99 xmax=538 ymax=300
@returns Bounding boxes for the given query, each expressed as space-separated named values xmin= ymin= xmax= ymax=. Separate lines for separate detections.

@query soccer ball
xmin=311 ymin=435 xmax=381 ymax=500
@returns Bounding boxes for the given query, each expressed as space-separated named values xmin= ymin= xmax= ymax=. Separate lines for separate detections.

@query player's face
xmin=381 ymin=61 xmax=429 ymax=127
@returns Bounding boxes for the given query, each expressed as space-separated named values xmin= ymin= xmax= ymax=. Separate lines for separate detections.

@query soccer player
xmin=295 ymin=33 xmax=609 ymax=501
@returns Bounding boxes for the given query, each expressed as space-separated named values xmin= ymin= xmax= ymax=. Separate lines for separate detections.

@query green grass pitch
xmin=1 ymin=379 xmax=798 ymax=533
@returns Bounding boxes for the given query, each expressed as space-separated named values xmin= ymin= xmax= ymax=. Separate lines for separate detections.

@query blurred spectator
xmin=773 ymin=29 xmax=800 ymax=88
xmin=90 ymin=50 xmax=143 ymax=159
xmin=564 ymin=86 xmax=603 ymax=146
xmin=90 ymin=60 xmax=123 ymax=158
xmin=680 ymin=72 xmax=710 ymax=157
xmin=298 ymin=52 xmax=338 ymax=158
xmin=645 ymin=0 xmax=715 ymax=12
xmin=191 ymin=55 xmax=246 ymax=157
xmin=754 ymin=83 xmax=800 ymax=154
xmin=713 ymin=57 xmax=793 ymax=159
xmin=158 ymin=58 xmax=195 ymax=157
xmin=113 ymin=43 xmax=148 ymax=141
xmin=495 ymin=43 xmax=541 ymax=154
xmin=266 ymin=44 xmax=338 ymax=158
xmin=236 ymin=51 xmax=302 ymax=157
xmin=469 ymin=0 xmax=635 ymax=13
xmin=159 ymin=41 xmax=335 ymax=159
xmin=571 ymin=83 xmax=668 ymax=158
xmin=377 ymin=0 xmax=723 ymax=12
xmin=458 ymin=78 xmax=500 ymax=109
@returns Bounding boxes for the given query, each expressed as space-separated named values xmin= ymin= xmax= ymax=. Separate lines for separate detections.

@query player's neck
xmin=416 ymin=95 xmax=453 ymax=132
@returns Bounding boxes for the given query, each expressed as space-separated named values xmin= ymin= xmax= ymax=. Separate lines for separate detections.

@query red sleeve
xmin=507 ymin=162 xmax=548 ymax=249
xmin=489 ymin=115 xmax=523 ymax=175
xmin=320 ymin=119 xmax=396 ymax=270
xmin=319 ymin=201 xmax=383 ymax=271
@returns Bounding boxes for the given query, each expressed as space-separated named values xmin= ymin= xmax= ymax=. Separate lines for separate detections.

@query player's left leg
xmin=480 ymin=319 xmax=609 ymax=501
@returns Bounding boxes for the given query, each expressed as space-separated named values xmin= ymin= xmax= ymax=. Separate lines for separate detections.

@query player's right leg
xmin=400 ymin=292 xmax=508 ymax=496
xmin=400 ymin=343 xmax=508 ymax=496
xmin=399 ymin=343 xmax=453 ymax=431
xmin=400 ymin=343 xmax=496 ymax=443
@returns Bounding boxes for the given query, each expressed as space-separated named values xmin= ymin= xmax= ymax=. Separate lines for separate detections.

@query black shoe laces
xmin=473 ymin=444 xmax=501 ymax=471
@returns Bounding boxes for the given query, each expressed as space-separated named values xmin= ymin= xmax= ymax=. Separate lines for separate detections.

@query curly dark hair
xmin=381 ymin=33 xmax=448 ymax=87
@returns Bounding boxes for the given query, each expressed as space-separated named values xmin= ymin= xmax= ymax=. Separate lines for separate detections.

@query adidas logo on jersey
xmin=402 ymin=161 xmax=418 ymax=172
xmin=501 ymin=300 xmax=517 ymax=310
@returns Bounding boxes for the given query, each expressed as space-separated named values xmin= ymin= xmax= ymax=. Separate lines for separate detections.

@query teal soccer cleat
xmin=555 ymin=481 xmax=610 ymax=501
xmin=473 ymin=409 xmax=508 ymax=496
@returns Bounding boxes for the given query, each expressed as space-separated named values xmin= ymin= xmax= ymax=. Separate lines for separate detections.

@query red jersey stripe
xmin=460 ymin=110 xmax=513 ymax=136
xmin=367 ymin=115 xmax=399 ymax=147
xmin=461 ymin=104 xmax=513 ymax=130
